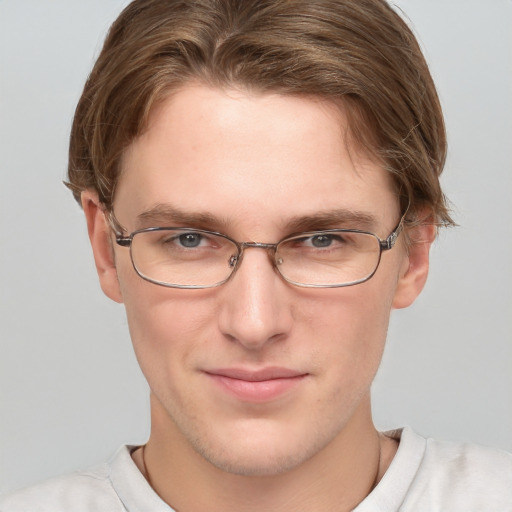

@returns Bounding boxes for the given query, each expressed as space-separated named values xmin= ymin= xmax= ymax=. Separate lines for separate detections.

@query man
xmin=1 ymin=0 xmax=510 ymax=510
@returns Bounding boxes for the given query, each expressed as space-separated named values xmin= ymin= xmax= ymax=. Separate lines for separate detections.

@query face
xmin=85 ymin=84 xmax=429 ymax=476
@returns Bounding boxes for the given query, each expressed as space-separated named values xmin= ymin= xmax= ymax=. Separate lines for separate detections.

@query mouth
xmin=204 ymin=367 xmax=308 ymax=403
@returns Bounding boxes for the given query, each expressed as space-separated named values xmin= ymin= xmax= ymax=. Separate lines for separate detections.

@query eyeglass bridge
xmin=228 ymin=242 xmax=283 ymax=269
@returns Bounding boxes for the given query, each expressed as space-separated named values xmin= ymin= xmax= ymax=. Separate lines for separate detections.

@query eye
xmin=178 ymin=232 xmax=203 ymax=248
xmin=297 ymin=233 xmax=347 ymax=249
xmin=310 ymin=234 xmax=335 ymax=248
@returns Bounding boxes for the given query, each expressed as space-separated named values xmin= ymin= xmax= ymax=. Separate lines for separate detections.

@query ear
xmin=392 ymin=221 xmax=436 ymax=310
xmin=81 ymin=190 xmax=123 ymax=303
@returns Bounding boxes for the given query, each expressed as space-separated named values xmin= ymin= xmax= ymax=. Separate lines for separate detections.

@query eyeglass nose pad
xmin=228 ymin=255 xmax=238 ymax=268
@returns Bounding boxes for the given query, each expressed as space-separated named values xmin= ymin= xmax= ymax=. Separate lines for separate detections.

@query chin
xmin=198 ymin=443 xmax=312 ymax=477
xmin=186 ymin=419 xmax=334 ymax=477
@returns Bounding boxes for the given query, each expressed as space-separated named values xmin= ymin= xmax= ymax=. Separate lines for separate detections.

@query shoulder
xmin=358 ymin=427 xmax=512 ymax=512
xmin=422 ymin=434 xmax=512 ymax=475
xmin=403 ymin=430 xmax=512 ymax=511
xmin=0 ymin=459 xmax=123 ymax=512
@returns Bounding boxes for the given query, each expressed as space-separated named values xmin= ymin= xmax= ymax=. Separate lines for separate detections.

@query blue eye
xmin=178 ymin=233 xmax=203 ymax=248
xmin=311 ymin=234 xmax=334 ymax=248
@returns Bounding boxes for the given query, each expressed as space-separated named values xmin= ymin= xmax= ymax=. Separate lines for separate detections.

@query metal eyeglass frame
xmin=107 ymin=210 xmax=406 ymax=289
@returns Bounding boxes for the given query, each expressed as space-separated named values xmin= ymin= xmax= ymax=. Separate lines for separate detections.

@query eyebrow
xmin=135 ymin=204 xmax=378 ymax=233
xmin=284 ymin=210 xmax=378 ymax=233
xmin=136 ymin=204 xmax=228 ymax=230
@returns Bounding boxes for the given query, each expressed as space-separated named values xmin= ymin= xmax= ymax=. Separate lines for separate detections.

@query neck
xmin=133 ymin=394 xmax=398 ymax=512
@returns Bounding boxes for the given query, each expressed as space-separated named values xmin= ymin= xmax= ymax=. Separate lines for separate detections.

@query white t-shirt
xmin=1 ymin=427 xmax=511 ymax=511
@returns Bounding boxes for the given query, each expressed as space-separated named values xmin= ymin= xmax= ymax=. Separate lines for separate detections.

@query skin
xmin=83 ymin=84 xmax=433 ymax=511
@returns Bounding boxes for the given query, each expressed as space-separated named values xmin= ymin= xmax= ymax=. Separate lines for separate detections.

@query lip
xmin=204 ymin=367 xmax=308 ymax=403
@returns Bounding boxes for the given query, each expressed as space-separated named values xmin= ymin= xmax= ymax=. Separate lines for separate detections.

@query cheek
xmin=126 ymin=293 xmax=214 ymax=347
xmin=299 ymin=279 xmax=394 ymax=345
xmin=297 ymin=279 xmax=396 ymax=384
xmin=117 ymin=262 xmax=217 ymax=375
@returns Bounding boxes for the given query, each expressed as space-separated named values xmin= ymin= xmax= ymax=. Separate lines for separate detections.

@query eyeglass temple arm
xmin=380 ymin=202 xmax=409 ymax=251
xmin=380 ymin=224 xmax=401 ymax=251
xmin=105 ymin=211 xmax=132 ymax=247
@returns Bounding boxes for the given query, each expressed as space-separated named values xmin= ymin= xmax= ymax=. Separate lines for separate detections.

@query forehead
xmin=115 ymin=84 xmax=398 ymax=234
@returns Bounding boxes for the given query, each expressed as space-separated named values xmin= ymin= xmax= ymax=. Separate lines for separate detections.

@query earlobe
xmin=81 ymin=190 xmax=124 ymax=303
xmin=392 ymin=221 xmax=436 ymax=310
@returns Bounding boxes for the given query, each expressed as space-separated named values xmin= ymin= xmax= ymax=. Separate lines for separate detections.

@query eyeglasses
xmin=108 ymin=212 xmax=405 ymax=289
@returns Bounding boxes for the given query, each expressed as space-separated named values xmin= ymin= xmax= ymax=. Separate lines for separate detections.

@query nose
xmin=217 ymin=246 xmax=293 ymax=351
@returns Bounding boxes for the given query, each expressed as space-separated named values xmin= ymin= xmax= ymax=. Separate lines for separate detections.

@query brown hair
xmin=67 ymin=0 xmax=453 ymax=227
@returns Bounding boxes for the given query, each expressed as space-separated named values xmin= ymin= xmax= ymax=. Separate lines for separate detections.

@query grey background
xmin=1 ymin=0 xmax=511 ymax=494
